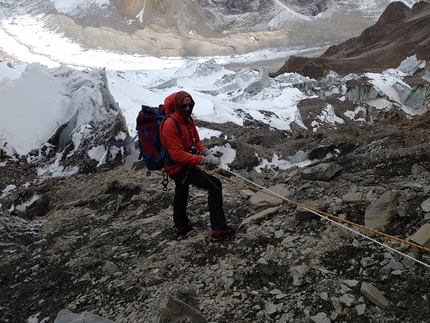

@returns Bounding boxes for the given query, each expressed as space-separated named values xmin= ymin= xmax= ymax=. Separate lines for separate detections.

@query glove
xmin=200 ymin=155 xmax=220 ymax=166
xmin=201 ymin=148 xmax=213 ymax=157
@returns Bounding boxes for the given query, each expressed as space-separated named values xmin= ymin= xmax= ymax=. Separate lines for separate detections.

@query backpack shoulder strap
xmin=161 ymin=114 xmax=182 ymax=136
xmin=170 ymin=117 xmax=182 ymax=136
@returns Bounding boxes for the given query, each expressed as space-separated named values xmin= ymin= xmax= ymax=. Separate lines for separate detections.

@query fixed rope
xmin=198 ymin=166 xmax=430 ymax=269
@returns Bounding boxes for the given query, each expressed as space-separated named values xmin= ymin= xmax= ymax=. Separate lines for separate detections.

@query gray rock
xmin=102 ymin=261 xmax=118 ymax=277
xmin=411 ymin=164 xmax=427 ymax=177
xmin=387 ymin=258 xmax=403 ymax=271
xmin=257 ymin=257 xmax=269 ymax=265
xmin=265 ymin=302 xmax=277 ymax=315
xmin=249 ymin=184 xmax=290 ymax=213
xmin=294 ymin=200 xmax=326 ymax=221
xmin=290 ymin=265 xmax=309 ymax=287
xmin=343 ymin=279 xmax=360 ymax=288
xmin=320 ymin=292 xmax=328 ymax=301
xmin=54 ymin=309 xmax=113 ymax=323
xmin=342 ymin=192 xmax=363 ymax=203
xmin=241 ymin=206 xmax=281 ymax=225
xmin=339 ymin=294 xmax=357 ymax=307
xmin=310 ymin=312 xmax=331 ymax=323
xmin=360 ymin=282 xmax=390 ymax=309
xmin=411 ymin=223 xmax=430 ymax=248
xmin=330 ymin=297 xmax=343 ymax=313
xmin=364 ymin=191 xmax=398 ymax=230
xmin=355 ymin=303 xmax=366 ymax=316
xmin=398 ymin=182 xmax=423 ymax=191
xmin=301 ymin=163 xmax=343 ymax=181
xmin=421 ymin=198 xmax=430 ymax=213
xmin=239 ymin=189 xmax=255 ymax=199
xmin=155 ymin=291 xmax=206 ymax=323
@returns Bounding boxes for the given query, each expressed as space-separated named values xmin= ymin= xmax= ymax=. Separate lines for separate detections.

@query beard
xmin=183 ymin=108 xmax=193 ymax=118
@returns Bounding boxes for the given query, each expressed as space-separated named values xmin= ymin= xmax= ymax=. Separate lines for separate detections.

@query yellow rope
xmin=201 ymin=166 xmax=430 ymax=254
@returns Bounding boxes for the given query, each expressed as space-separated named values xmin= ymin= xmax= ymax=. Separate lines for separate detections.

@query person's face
xmin=180 ymin=97 xmax=194 ymax=118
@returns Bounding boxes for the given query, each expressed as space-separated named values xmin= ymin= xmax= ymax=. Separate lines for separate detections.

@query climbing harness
xmin=198 ymin=166 xmax=430 ymax=269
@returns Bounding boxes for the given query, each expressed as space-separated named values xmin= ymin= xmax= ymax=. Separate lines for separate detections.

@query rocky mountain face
xmin=0 ymin=0 xmax=396 ymax=59
xmin=273 ymin=1 xmax=430 ymax=78
xmin=114 ymin=0 xmax=338 ymax=32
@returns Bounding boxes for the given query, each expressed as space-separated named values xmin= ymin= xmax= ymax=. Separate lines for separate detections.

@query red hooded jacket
xmin=160 ymin=91 xmax=206 ymax=176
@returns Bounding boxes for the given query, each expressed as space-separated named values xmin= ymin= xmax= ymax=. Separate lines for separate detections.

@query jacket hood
xmin=163 ymin=92 xmax=176 ymax=114
xmin=173 ymin=91 xmax=194 ymax=118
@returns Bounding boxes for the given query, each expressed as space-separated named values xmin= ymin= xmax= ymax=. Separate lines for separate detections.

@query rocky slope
xmin=1 ymin=102 xmax=430 ymax=323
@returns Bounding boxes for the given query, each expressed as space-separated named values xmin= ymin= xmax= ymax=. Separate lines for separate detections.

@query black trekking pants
xmin=170 ymin=166 xmax=227 ymax=230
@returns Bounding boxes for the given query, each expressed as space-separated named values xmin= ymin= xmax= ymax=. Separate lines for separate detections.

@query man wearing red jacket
xmin=160 ymin=91 xmax=236 ymax=241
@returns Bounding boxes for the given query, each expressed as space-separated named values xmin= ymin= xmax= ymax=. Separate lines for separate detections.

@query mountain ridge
xmin=272 ymin=1 xmax=430 ymax=78
xmin=0 ymin=0 xmax=406 ymax=61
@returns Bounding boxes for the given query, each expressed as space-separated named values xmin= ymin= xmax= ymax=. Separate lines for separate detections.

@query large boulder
xmin=301 ymin=163 xmax=343 ymax=181
xmin=364 ymin=191 xmax=398 ymax=230
xmin=249 ymin=184 xmax=290 ymax=214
